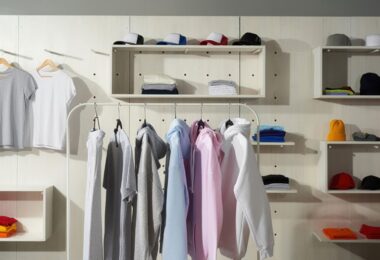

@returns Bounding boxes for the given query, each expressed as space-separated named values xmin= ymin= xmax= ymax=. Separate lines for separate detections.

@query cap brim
xmin=113 ymin=41 xmax=136 ymax=45
xmin=233 ymin=40 xmax=261 ymax=46
xmin=157 ymin=41 xmax=179 ymax=45
xmin=200 ymin=40 xmax=224 ymax=45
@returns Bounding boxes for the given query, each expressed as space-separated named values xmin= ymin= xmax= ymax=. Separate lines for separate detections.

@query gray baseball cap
xmin=326 ymin=34 xmax=352 ymax=46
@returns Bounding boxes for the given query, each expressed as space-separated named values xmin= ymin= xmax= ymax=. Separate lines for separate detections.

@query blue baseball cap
xmin=157 ymin=33 xmax=187 ymax=45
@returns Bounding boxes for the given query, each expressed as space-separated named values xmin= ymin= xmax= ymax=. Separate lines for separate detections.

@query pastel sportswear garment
xmin=188 ymin=121 xmax=223 ymax=260
xmin=162 ymin=119 xmax=191 ymax=260
xmin=219 ymin=118 xmax=274 ymax=260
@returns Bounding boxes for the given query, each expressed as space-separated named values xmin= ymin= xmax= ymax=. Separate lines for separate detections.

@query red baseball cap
xmin=329 ymin=172 xmax=355 ymax=190
xmin=200 ymin=32 xmax=228 ymax=45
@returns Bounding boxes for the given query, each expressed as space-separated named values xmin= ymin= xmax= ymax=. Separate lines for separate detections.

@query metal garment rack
xmin=65 ymin=102 xmax=261 ymax=260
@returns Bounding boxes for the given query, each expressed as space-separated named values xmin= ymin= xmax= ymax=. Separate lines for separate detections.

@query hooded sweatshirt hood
xmin=136 ymin=123 xmax=167 ymax=168
xmin=219 ymin=118 xmax=251 ymax=140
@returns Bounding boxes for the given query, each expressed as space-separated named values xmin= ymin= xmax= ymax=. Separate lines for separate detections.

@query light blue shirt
xmin=162 ymin=119 xmax=190 ymax=260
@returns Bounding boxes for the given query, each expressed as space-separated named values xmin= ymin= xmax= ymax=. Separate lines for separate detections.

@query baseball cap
xmin=360 ymin=73 xmax=380 ymax=95
xmin=329 ymin=172 xmax=355 ymax=190
xmin=114 ymin=33 xmax=144 ymax=45
xmin=366 ymin=34 xmax=380 ymax=47
xmin=326 ymin=34 xmax=351 ymax=46
xmin=233 ymin=32 xmax=261 ymax=45
xmin=157 ymin=33 xmax=187 ymax=45
xmin=200 ymin=32 xmax=228 ymax=45
xmin=360 ymin=175 xmax=380 ymax=190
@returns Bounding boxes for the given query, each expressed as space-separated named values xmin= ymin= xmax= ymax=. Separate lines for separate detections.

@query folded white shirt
xmin=209 ymin=85 xmax=237 ymax=95
xmin=264 ymin=183 xmax=290 ymax=190
xmin=143 ymin=74 xmax=176 ymax=85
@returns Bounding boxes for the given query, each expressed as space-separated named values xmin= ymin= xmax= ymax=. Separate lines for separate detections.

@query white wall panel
xmin=0 ymin=15 xmax=379 ymax=260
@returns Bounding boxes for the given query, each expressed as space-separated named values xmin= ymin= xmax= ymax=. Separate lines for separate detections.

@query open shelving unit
xmin=313 ymin=46 xmax=380 ymax=99
xmin=312 ymin=228 xmax=380 ymax=243
xmin=111 ymin=45 xmax=266 ymax=99
xmin=252 ymin=141 xmax=295 ymax=147
xmin=318 ymin=141 xmax=380 ymax=194
xmin=0 ymin=186 xmax=53 ymax=242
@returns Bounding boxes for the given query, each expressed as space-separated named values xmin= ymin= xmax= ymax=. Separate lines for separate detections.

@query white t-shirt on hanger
xmin=31 ymin=69 xmax=76 ymax=150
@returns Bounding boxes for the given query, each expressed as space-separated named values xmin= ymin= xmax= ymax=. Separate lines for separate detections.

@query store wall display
xmin=1 ymin=16 xmax=380 ymax=260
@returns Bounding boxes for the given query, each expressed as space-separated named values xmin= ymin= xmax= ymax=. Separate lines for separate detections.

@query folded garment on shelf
xmin=264 ymin=183 xmax=290 ymax=190
xmin=0 ymin=216 xmax=17 ymax=227
xmin=208 ymin=80 xmax=236 ymax=87
xmin=143 ymin=74 xmax=176 ymax=85
xmin=0 ymin=223 xmax=16 ymax=233
xmin=324 ymin=86 xmax=356 ymax=95
xmin=360 ymin=224 xmax=380 ymax=239
xmin=0 ymin=229 xmax=16 ymax=238
xmin=262 ymin=174 xmax=290 ymax=185
xmin=259 ymin=125 xmax=285 ymax=132
xmin=209 ymin=87 xmax=237 ymax=95
xmin=360 ymin=175 xmax=380 ymax=190
xmin=142 ymin=88 xmax=179 ymax=95
xmin=142 ymin=83 xmax=177 ymax=91
xmin=252 ymin=125 xmax=287 ymax=142
xmin=352 ymin=131 xmax=380 ymax=141
xmin=323 ymin=228 xmax=357 ymax=240
xmin=252 ymin=135 xmax=285 ymax=142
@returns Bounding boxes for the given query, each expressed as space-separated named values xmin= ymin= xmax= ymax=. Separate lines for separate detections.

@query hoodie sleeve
xmin=234 ymin=135 xmax=274 ymax=260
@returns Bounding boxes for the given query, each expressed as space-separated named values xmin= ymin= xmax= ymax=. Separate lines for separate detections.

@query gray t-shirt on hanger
xmin=0 ymin=67 xmax=37 ymax=149
xmin=103 ymin=130 xmax=136 ymax=260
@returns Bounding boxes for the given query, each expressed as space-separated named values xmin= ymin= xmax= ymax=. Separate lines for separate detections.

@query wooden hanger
xmin=36 ymin=59 xmax=59 ymax=76
xmin=0 ymin=57 xmax=12 ymax=68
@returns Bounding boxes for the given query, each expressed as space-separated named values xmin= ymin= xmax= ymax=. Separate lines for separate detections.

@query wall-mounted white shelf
xmin=313 ymin=46 xmax=380 ymax=99
xmin=318 ymin=141 xmax=380 ymax=193
xmin=0 ymin=186 xmax=53 ymax=242
xmin=112 ymin=44 xmax=265 ymax=53
xmin=252 ymin=141 xmax=295 ymax=147
xmin=112 ymin=45 xmax=266 ymax=99
xmin=313 ymin=229 xmax=380 ymax=243
xmin=111 ymin=94 xmax=264 ymax=99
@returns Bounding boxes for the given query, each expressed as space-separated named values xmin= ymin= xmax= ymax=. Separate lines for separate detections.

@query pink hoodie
xmin=188 ymin=121 xmax=223 ymax=260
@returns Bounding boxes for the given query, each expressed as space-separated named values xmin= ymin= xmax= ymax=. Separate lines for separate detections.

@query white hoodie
xmin=218 ymin=118 xmax=274 ymax=260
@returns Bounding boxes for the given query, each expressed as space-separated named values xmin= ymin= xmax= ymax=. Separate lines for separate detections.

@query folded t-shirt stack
xmin=253 ymin=125 xmax=286 ymax=142
xmin=141 ymin=74 xmax=179 ymax=95
xmin=324 ymin=86 xmax=356 ymax=96
xmin=0 ymin=216 xmax=17 ymax=238
xmin=208 ymin=80 xmax=237 ymax=95
xmin=323 ymin=228 xmax=357 ymax=240
xmin=262 ymin=174 xmax=290 ymax=190
xmin=360 ymin=224 xmax=380 ymax=239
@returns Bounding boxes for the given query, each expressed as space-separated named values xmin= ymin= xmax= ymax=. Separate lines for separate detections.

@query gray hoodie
xmin=134 ymin=124 xmax=167 ymax=260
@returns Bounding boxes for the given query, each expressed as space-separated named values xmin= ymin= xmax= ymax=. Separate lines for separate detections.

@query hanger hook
xmin=144 ymin=103 xmax=147 ymax=120
xmin=174 ymin=103 xmax=177 ymax=119
xmin=229 ymin=103 xmax=231 ymax=119
xmin=201 ymin=103 xmax=203 ymax=119
xmin=118 ymin=102 xmax=121 ymax=119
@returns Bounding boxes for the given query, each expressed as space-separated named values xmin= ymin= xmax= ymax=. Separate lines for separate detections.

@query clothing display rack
xmin=65 ymin=102 xmax=261 ymax=260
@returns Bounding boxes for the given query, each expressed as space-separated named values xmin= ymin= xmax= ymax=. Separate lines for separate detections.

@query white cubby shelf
xmin=313 ymin=229 xmax=380 ymax=243
xmin=0 ymin=186 xmax=53 ymax=242
xmin=313 ymin=46 xmax=380 ymax=99
xmin=111 ymin=45 xmax=266 ymax=99
xmin=318 ymin=141 xmax=380 ymax=194
xmin=252 ymin=141 xmax=295 ymax=147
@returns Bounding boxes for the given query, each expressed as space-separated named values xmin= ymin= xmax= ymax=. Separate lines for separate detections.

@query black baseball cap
xmin=233 ymin=32 xmax=261 ymax=46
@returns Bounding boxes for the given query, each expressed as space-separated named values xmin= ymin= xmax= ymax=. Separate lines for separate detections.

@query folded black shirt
xmin=142 ymin=88 xmax=179 ymax=95
xmin=262 ymin=174 xmax=289 ymax=185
